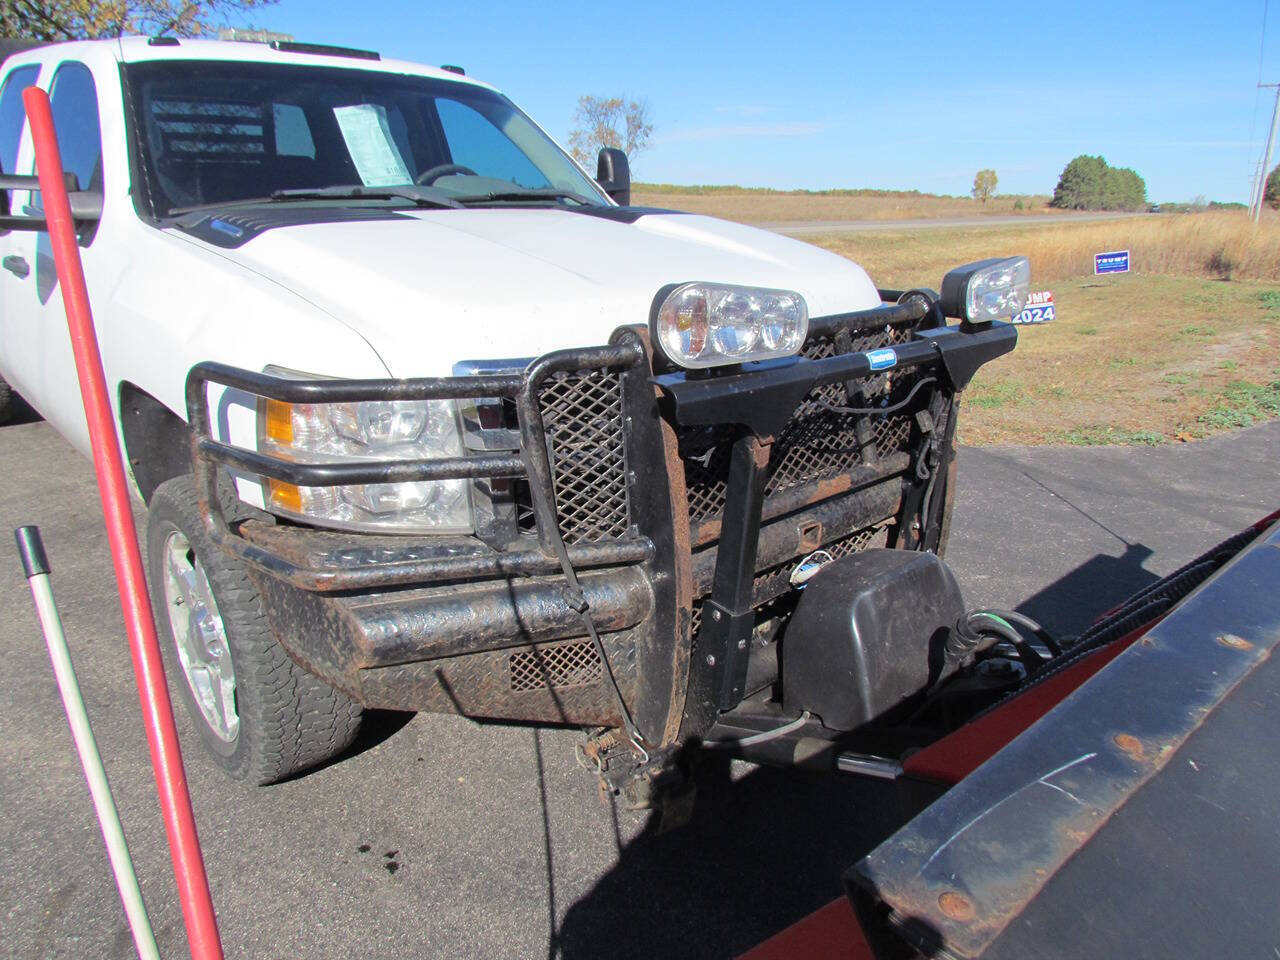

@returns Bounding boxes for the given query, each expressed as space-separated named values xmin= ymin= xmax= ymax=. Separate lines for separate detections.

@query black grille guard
xmin=185 ymin=305 xmax=1016 ymax=594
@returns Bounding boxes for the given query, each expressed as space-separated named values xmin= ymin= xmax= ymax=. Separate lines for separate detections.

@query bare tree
xmin=971 ymin=168 xmax=998 ymax=204
xmin=567 ymin=95 xmax=653 ymax=169
xmin=2 ymin=1 xmax=279 ymax=41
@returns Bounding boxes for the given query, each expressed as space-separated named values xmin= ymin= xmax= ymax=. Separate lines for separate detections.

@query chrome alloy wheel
xmin=161 ymin=530 xmax=238 ymax=742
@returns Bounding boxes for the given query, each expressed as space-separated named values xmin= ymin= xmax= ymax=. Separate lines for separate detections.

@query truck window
xmin=124 ymin=60 xmax=608 ymax=217
xmin=45 ymin=62 xmax=103 ymax=193
xmin=435 ymin=98 xmax=549 ymax=190
xmin=0 ymin=64 xmax=40 ymax=211
xmin=273 ymin=103 xmax=315 ymax=158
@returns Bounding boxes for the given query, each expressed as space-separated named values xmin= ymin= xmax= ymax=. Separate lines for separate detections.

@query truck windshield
xmin=123 ymin=60 xmax=609 ymax=218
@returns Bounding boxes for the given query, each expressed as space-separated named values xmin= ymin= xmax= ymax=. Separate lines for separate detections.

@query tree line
xmin=1050 ymin=155 xmax=1147 ymax=211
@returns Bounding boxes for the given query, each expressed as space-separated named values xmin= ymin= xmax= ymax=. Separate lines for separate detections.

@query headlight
xmin=258 ymin=379 xmax=472 ymax=534
xmin=940 ymin=256 xmax=1031 ymax=324
xmin=653 ymin=282 xmax=809 ymax=368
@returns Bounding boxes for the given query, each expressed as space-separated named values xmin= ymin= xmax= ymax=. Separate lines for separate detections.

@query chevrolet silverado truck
xmin=0 ymin=36 xmax=1028 ymax=804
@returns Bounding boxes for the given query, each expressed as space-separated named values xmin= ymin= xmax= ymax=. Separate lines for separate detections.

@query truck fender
xmin=119 ymin=381 xmax=190 ymax=503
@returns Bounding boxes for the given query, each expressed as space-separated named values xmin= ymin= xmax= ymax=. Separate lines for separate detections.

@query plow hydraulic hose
xmin=23 ymin=87 xmax=224 ymax=960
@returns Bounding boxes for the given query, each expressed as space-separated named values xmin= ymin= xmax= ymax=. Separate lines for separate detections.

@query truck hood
xmin=187 ymin=208 xmax=881 ymax=377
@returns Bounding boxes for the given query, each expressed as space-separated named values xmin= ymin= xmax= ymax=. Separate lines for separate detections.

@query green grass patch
xmin=1050 ymin=426 xmax=1168 ymax=446
xmin=1079 ymin=326 xmax=1098 ymax=336
xmin=1161 ymin=372 xmax=1194 ymax=385
xmin=966 ymin=381 xmax=1025 ymax=409
xmin=1178 ymin=324 xmax=1216 ymax=337
xmin=1197 ymin=380 xmax=1280 ymax=430
xmin=1109 ymin=356 xmax=1137 ymax=368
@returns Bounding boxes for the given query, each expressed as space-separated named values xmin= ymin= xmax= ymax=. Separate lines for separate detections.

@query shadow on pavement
xmin=554 ymin=756 xmax=909 ymax=960
xmin=1016 ymin=541 xmax=1160 ymax=637
xmin=279 ymin=708 xmax=416 ymax=783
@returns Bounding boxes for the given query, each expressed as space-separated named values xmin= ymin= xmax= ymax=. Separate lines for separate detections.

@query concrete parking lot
xmin=1 ymin=407 xmax=1276 ymax=959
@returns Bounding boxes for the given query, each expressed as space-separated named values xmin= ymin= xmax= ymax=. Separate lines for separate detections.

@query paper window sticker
xmin=332 ymin=104 xmax=412 ymax=187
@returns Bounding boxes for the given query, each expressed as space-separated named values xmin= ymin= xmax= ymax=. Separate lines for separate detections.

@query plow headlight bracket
xmin=653 ymin=282 xmax=809 ymax=369
xmin=940 ymin=256 xmax=1030 ymax=325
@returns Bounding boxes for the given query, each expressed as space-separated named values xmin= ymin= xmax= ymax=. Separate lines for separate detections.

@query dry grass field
xmin=631 ymin=184 xmax=1055 ymax=221
xmin=629 ymin=185 xmax=1280 ymax=445
xmin=804 ymin=214 xmax=1280 ymax=446
xmin=812 ymin=211 xmax=1280 ymax=286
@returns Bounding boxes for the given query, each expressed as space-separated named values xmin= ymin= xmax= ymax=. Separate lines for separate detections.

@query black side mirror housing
xmin=595 ymin=147 xmax=630 ymax=207
xmin=0 ymin=172 xmax=102 ymax=231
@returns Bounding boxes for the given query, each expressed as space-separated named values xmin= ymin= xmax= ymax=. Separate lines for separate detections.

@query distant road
xmin=760 ymin=211 xmax=1148 ymax=235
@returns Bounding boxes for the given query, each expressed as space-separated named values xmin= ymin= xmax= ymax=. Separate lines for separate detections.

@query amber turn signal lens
xmin=263 ymin=398 xmax=294 ymax=446
xmin=265 ymin=478 xmax=303 ymax=514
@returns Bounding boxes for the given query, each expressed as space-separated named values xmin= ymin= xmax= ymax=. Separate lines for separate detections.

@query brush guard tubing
xmin=24 ymin=87 xmax=224 ymax=959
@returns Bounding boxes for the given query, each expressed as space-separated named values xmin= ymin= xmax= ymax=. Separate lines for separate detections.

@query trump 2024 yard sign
xmin=1094 ymin=250 xmax=1130 ymax=274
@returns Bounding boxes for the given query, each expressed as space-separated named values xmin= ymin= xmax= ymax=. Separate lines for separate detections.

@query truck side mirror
xmin=0 ymin=172 xmax=101 ymax=230
xmin=595 ymin=147 xmax=630 ymax=207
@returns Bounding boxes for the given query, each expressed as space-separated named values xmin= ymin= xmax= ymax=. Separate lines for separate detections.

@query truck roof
xmin=2 ymin=35 xmax=490 ymax=90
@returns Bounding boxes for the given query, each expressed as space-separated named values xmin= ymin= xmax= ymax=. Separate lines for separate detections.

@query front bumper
xmin=186 ymin=296 xmax=1016 ymax=746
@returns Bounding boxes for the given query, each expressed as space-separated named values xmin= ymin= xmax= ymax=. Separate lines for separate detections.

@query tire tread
xmin=147 ymin=476 xmax=362 ymax=784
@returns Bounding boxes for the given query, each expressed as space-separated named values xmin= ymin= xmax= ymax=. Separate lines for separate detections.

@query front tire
xmin=0 ymin=376 xmax=13 ymax=425
xmin=146 ymin=475 xmax=362 ymax=783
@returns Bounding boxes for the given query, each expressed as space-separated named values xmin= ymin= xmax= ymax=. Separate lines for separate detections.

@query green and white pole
xmin=14 ymin=525 xmax=160 ymax=960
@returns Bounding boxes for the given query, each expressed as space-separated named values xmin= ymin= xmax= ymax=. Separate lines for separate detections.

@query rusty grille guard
xmin=183 ymin=298 xmax=1018 ymax=745
xmin=184 ymin=336 xmax=653 ymax=593
xmin=185 ymin=298 xmax=1014 ymax=601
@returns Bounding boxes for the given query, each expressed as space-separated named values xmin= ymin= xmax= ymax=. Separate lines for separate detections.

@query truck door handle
xmin=2 ymin=255 xmax=29 ymax=279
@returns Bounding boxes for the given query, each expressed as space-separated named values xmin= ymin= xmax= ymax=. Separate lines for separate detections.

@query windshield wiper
xmin=269 ymin=185 xmax=462 ymax=208
xmin=453 ymin=187 xmax=594 ymax=206
xmin=167 ymin=184 xmax=461 ymax=218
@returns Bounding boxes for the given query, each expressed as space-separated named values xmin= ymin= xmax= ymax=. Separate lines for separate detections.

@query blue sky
xmin=259 ymin=0 xmax=1278 ymax=203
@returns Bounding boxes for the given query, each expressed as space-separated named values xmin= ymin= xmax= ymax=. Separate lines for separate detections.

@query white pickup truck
xmin=0 ymin=36 xmax=1023 ymax=805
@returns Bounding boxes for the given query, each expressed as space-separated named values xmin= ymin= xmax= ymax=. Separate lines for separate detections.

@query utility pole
xmin=1248 ymin=160 xmax=1262 ymax=215
xmin=1252 ymin=82 xmax=1280 ymax=222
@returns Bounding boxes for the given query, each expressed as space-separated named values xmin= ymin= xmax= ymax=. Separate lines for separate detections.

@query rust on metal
xmin=688 ymin=455 xmax=909 ymax=547
xmin=630 ymin=325 xmax=696 ymax=749
xmin=750 ymin=435 xmax=773 ymax=467
xmin=798 ymin=520 xmax=823 ymax=552
xmin=1217 ymin=633 xmax=1253 ymax=650
xmin=1113 ymin=733 xmax=1146 ymax=761
xmin=938 ymin=891 xmax=975 ymax=923
xmin=690 ymin=479 xmax=900 ymax=595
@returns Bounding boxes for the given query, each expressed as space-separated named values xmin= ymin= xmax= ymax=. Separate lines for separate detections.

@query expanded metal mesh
xmin=538 ymin=370 xmax=631 ymax=544
xmin=749 ymin=526 xmax=884 ymax=607
xmin=688 ymin=524 xmax=888 ymax=641
xmin=509 ymin=639 xmax=604 ymax=692
xmin=680 ymin=323 xmax=920 ymax=527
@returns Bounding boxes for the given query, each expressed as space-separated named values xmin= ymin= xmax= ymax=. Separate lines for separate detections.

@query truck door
xmin=0 ymin=61 xmax=41 ymax=402
xmin=4 ymin=59 xmax=104 ymax=450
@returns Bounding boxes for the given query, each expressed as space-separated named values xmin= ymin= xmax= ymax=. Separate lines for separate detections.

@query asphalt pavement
xmin=1 ymin=409 xmax=1276 ymax=959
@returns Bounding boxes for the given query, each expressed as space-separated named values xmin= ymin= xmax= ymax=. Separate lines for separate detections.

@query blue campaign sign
xmin=1094 ymin=249 xmax=1130 ymax=275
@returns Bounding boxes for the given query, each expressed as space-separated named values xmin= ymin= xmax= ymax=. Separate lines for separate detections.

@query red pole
xmin=23 ymin=87 xmax=224 ymax=960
